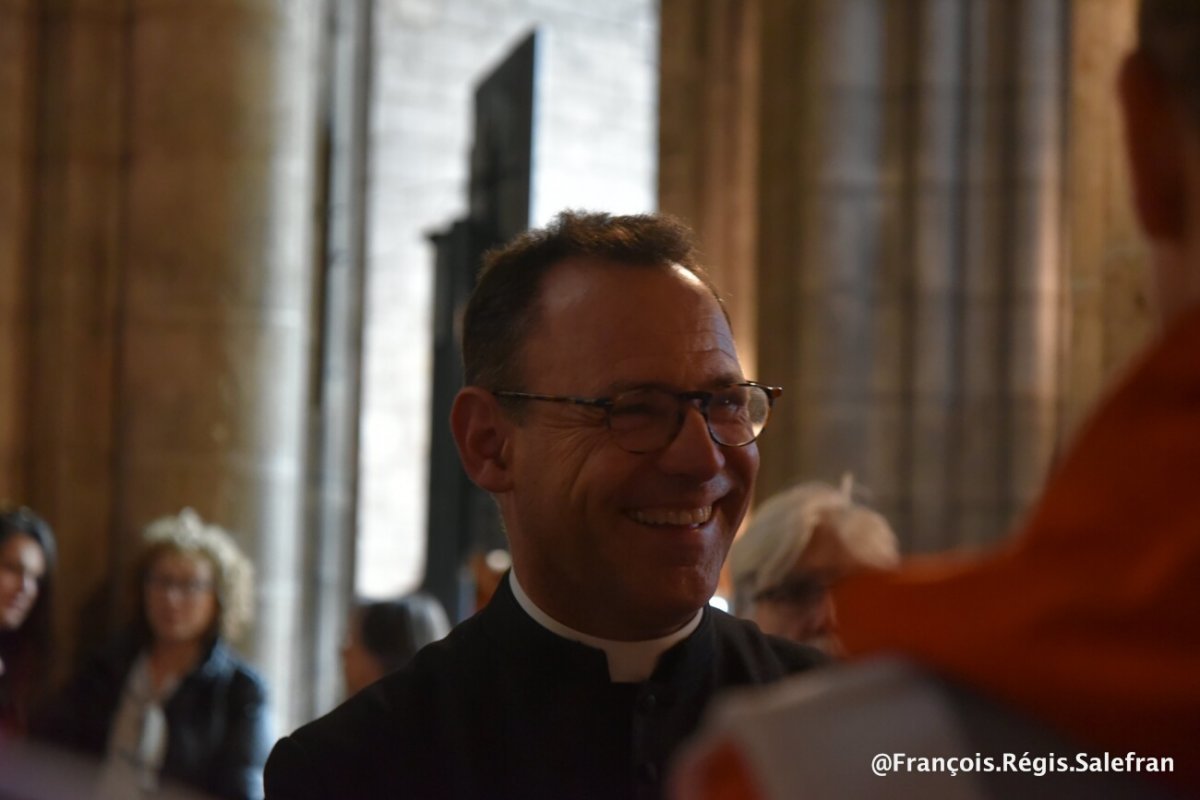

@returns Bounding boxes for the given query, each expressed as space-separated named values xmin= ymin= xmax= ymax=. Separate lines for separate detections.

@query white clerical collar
xmin=508 ymin=570 xmax=703 ymax=683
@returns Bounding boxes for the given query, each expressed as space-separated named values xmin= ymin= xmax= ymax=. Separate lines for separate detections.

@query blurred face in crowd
xmin=341 ymin=610 xmax=384 ymax=697
xmin=0 ymin=533 xmax=45 ymax=631
xmin=144 ymin=550 xmax=219 ymax=646
xmin=495 ymin=260 xmax=759 ymax=640
xmin=751 ymin=522 xmax=866 ymax=651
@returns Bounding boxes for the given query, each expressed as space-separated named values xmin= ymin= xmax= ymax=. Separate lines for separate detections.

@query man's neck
xmin=508 ymin=571 xmax=703 ymax=682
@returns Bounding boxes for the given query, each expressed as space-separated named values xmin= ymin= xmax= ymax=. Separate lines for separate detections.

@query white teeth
xmin=630 ymin=506 xmax=714 ymax=526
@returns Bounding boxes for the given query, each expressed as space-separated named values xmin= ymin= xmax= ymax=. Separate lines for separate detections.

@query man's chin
xmin=635 ymin=578 xmax=720 ymax=628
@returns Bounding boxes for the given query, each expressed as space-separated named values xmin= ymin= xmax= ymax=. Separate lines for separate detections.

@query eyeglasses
xmin=492 ymin=382 xmax=782 ymax=454
xmin=145 ymin=575 xmax=214 ymax=596
xmin=754 ymin=576 xmax=830 ymax=608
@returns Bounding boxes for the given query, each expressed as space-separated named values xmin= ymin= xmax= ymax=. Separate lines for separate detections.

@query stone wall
xmin=659 ymin=0 xmax=1148 ymax=554
xmin=0 ymin=0 xmax=324 ymax=733
xmin=358 ymin=0 xmax=657 ymax=596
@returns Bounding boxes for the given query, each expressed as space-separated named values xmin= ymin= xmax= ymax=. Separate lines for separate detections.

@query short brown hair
xmin=462 ymin=210 xmax=723 ymax=390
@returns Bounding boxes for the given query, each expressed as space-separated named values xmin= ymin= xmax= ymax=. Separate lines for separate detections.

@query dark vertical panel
xmin=425 ymin=31 xmax=536 ymax=622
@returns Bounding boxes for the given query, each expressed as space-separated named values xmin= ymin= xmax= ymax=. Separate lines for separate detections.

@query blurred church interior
xmin=0 ymin=0 xmax=1145 ymax=733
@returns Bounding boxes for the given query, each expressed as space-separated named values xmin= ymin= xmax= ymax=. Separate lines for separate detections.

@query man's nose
xmin=657 ymin=405 xmax=724 ymax=477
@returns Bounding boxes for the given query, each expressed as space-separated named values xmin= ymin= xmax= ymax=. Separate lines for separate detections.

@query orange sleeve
xmin=671 ymin=739 xmax=768 ymax=800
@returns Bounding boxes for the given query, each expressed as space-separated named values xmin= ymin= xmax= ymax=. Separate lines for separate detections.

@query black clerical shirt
xmin=265 ymin=576 xmax=823 ymax=800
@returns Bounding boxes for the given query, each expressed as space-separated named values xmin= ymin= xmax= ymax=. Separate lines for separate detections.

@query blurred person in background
xmin=0 ymin=505 xmax=57 ymax=734
xmin=341 ymin=592 xmax=450 ymax=696
xmin=37 ymin=508 xmax=270 ymax=800
xmin=728 ymin=478 xmax=898 ymax=652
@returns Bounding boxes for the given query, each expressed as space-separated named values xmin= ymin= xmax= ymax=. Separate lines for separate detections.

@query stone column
xmin=301 ymin=0 xmax=371 ymax=719
xmin=20 ymin=0 xmax=130 ymax=673
xmin=755 ymin=0 xmax=910 ymax=529
xmin=662 ymin=0 xmax=1076 ymax=553
xmin=116 ymin=0 xmax=324 ymax=731
xmin=0 ymin=0 xmax=38 ymax=500
xmin=948 ymin=0 xmax=1066 ymax=546
xmin=905 ymin=0 xmax=970 ymax=552
xmin=1002 ymin=0 xmax=1068 ymax=531
xmin=659 ymin=0 xmax=761 ymax=373
xmin=3 ymin=0 xmax=326 ymax=733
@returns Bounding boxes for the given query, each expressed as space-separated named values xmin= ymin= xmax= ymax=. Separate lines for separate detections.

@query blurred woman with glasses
xmin=0 ymin=505 xmax=57 ymax=734
xmin=38 ymin=508 xmax=270 ymax=800
xmin=729 ymin=478 xmax=899 ymax=653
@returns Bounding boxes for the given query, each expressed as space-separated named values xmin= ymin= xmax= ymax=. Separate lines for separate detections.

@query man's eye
xmin=709 ymin=392 xmax=748 ymax=418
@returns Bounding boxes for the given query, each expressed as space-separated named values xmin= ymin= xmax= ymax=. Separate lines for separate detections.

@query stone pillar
xmin=905 ymin=0 xmax=970 ymax=552
xmin=951 ymin=0 xmax=1068 ymax=547
xmin=2 ymin=1 xmax=326 ymax=733
xmin=300 ymin=0 xmax=371 ymax=718
xmin=21 ymin=0 xmax=130 ymax=673
xmin=0 ymin=0 xmax=38 ymax=500
xmin=754 ymin=0 xmax=911 ymax=532
xmin=116 ymin=0 xmax=324 ymax=731
xmin=659 ymin=0 xmax=761 ymax=373
xmin=1003 ymin=0 xmax=1068 ymax=530
xmin=662 ymin=0 xmax=1076 ymax=553
xmin=751 ymin=0 xmax=817 ymax=506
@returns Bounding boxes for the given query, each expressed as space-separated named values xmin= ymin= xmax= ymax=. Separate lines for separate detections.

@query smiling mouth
xmin=629 ymin=506 xmax=715 ymax=527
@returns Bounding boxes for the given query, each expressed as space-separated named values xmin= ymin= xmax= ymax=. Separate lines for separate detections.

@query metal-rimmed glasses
xmin=144 ymin=574 xmax=214 ymax=597
xmin=492 ymin=381 xmax=783 ymax=454
xmin=753 ymin=576 xmax=832 ymax=608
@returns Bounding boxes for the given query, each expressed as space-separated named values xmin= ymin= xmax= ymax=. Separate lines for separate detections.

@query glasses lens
xmin=146 ymin=575 xmax=212 ymax=596
xmin=707 ymin=384 xmax=770 ymax=446
xmin=608 ymin=388 xmax=679 ymax=453
xmin=755 ymin=577 xmax=829 ymax=608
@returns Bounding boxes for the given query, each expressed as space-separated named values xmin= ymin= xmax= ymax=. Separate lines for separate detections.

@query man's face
xmin=500 ymin=259 xmax=758 ymax=640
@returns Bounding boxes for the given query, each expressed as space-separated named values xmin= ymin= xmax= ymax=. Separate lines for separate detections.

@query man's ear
xmin=1118 ymin=51 xmax=1188 ymax=241
xmin=450 ymin=387 xmax=514 ymax=493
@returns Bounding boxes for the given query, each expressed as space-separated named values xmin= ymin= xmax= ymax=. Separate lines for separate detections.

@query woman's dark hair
xmin=356 ymin=593 xmax=450 ymax=674
xmin=0 ymin=506 xmax=58 ymax=730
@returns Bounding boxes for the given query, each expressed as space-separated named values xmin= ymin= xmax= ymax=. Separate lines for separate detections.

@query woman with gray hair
xmin=38 ymin=508 xmax=270 ymax=800
xmin=729 ymin=478 xmax=899 ymax=651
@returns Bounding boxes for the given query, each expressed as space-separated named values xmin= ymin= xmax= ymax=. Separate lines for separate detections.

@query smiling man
xmin=264 ymin=211 xmax=824 ymax=799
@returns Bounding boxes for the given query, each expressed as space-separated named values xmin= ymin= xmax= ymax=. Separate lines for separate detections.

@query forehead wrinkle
xmin=522 ymin=261 xmax=744 ymax=394
xmin=603 ymin=340 xmax=745 ymax=392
